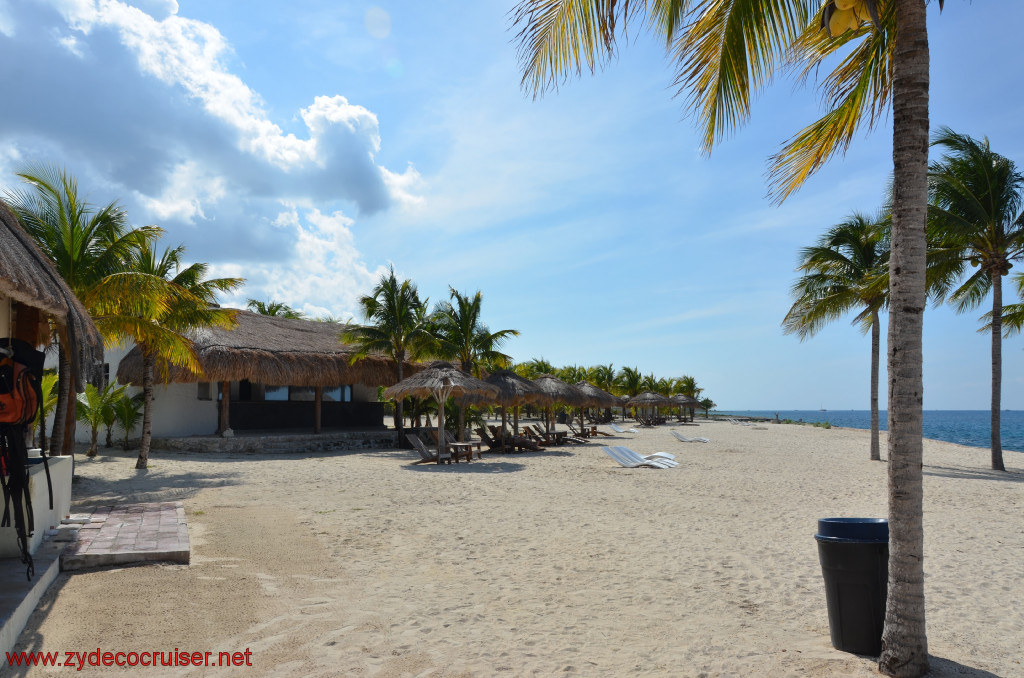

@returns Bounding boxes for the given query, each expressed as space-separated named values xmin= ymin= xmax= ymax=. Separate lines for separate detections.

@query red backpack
xmin=0 ymin=355 xmax=39 ymax=425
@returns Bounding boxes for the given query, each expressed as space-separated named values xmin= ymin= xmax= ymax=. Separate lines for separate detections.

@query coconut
xmin=852 ymin=0 xmax=870 ymax=21
xmin=828 ymin=7 xmax=857 ymax=36
xmin=835 ymin=0 xmax=857 ymax=10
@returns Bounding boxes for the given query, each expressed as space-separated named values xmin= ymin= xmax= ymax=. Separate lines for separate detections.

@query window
xmin=289 ymin=386 xmax=316 ymax=402
xmin=102 ymin=363 xmax=110 ymax=388
xmin=322 ymin=386 xmax=341 ymax=402
xmin=197 ymin=382 xmax=212 ymax=400
xmin=343 ymin=385 xmax=352 ymax=402
xmin=264 ymin=385 xmax=288 ymax=401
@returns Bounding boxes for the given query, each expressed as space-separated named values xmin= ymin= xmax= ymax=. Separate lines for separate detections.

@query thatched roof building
xmin=117 ymin=310 xmax=410 ymax=387
xmin=0 ymin=201 xmax=101 ymax=384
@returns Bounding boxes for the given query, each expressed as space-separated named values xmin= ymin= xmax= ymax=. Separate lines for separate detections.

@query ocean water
xmin=715 ymin=410 xmax=1024 ymax=454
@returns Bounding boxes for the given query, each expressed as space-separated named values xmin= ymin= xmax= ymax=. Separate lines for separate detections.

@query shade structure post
xmin=433 ymin=379 xmax=454 ymax=464
xmin=500 ymin=405 xmax=507 ymax=453
xmin=217 ymin=381 xmax=230 ymax=435
xmin=314 ymin=386 xmax=323 ymax=434
xmin=513 ymin=406 xmax=519 ymax=435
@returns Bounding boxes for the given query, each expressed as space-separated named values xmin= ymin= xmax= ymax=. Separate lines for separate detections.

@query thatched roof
xmin=573 ymin=381 xmax=620 ymax=408
xmin=531 ymin=374 xmax=586 ymax=406
xmin=483 ymin=369 xmax=548 ymax=406
xmin=0 ymin=200 xmax=102 ymax=386
xmin=671 ymin=394 xmax=701 ymax=408
xmin=116 ymin=309 xmax=410 ymax=387
xmin=626 ymin=391 xmax=672 ymax=407
xmin=383 ymin=361 xmax=498 ymax=401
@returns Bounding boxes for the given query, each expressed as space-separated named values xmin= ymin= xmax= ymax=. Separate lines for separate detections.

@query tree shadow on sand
xmin=402 ymin=461 xmax=527 ymax=474
xmin=922 ymin=463 xmax=1024 ymax=484
xmin=925 ymin=655 xmax=1003 ymax=677
xmin=70 ymin=455 xmax=243 ymax=508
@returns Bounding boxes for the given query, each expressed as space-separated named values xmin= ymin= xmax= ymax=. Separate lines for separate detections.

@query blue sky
xmin=1 ymin=0 xmax=1021 ymax=410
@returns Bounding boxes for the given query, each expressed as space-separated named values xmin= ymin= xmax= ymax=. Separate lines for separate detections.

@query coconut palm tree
xmin=587 ymin=363 xmax=616 ymax=392
xmin=431 ymin=287 xmax=520 ymax=439
xmin=34 ymin=371 xmax=58 ymax=451
xmin=6 ymin=164 xmax=162 ymax=456
xmin=246 ymin=298 xmax=305 ymax=318
xmin=615 ymin=366 xmax=642 ymax=397
xmin=512 ymin=1 xmax=941 ymax=671
xmin=75 ymin=381 xmax=125 ymax=457
xmin=928 ymin=128 xmax=1024 ymax=472
xmin=112 ymin=392 xmax=144 ymax=450
xmin=343 ymin=267 xmax=431 ymax=445
xmin=783 ymin=212 xmax=889 ymax=460
xmin=675 ymin=375 xmax=703 ymax=400
xmin=699 ymin=397 xmax=716 ymax=417
xmin=109 ymin=242 xmax=242 ymax=468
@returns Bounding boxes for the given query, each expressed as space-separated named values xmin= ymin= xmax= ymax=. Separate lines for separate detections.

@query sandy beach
xmin=10 ymin=420 xmax=1023 ymax=677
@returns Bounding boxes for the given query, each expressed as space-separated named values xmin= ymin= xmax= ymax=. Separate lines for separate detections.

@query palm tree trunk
xmin=88 ymin=426 xmax=98 ymax=458
xmin=990 ymin=273 xmax=1004 ymax=471
xmin=870 ymin=309 xmax=881 ymax=461
xmin=135 ymin=351 xmax=154 ymax=469
xmin=878 ymin=1 xmax=930 ymax=675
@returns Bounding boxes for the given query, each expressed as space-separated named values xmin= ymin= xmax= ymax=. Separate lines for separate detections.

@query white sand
xmin=12 ymin=420 xmax=1023 ymax=677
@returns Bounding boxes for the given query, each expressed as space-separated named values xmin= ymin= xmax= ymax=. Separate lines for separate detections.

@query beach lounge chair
xmin=612 ymin=446 xmax=677 ymax=464
xmin=670 ymin=430 xmax=710 ymax=443
xmin=601 ymin=446 xmax=677 ymax=469
xmin=610 ymin=423 xmax=639 ymax=434
xmin=425 ymin=429 xmax=472 ymax=462
xmin=406 ymin=434 xmax=451 ymax=465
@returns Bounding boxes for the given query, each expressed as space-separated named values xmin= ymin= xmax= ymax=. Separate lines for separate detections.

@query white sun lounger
xmin=609 ymin=423 xmax=639 ymax=434
xmin=602 ymin=446 xmax=678 ymax=468
xmin=671 ymin=430 xmax=710 ymax=443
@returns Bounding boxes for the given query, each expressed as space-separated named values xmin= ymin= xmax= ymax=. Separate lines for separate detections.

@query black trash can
xmin=814 ymin=517 xmax=888 ymax=656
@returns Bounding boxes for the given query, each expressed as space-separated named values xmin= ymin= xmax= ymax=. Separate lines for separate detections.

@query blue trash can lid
xmin=815 ymin=517 xmax=888 ymax=543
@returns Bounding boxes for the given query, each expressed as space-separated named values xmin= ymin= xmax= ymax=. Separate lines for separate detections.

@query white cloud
xmin=0 ymin=1 xmax=15 ymax=37
xmin=34 ymin=0 xmax=417 ymax=211
xmin=136 ymin=161 xmax=225 ymax=222
xmin=214 ymin=207 xmax=386 ymax=318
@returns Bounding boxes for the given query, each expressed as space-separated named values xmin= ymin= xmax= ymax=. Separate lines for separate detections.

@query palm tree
xmin=615 ymin=366 xmax=642 ymax=397
xmin=6 ymin=164 xmax=161 ymax=456
xmin=34 ymin=371 xmax=58 ymax=451
xmin=557 ymin=364 xmax=588 ymax=383
xmin=928 ymin=128 xmax=1024 ymax=472
xmin=431 ymin=287 xmax=519 ymax=439
xmin=246 ymin=299 xmax=305 ymax=318
xmin=112 ymin=392 xmax=144 ymax=450
xmin=343 ymin=267 xmax=430 ymax=446
xmin=587 ymin=363 xmax=616 ymax=392
xmin=675 ymin=376 xmax=703 ymax=400
xmin=699 ymin=397 xmax=716 ymax=417
xmin=783 ymin=212 xmax=889 ymax=460
xmin=75 ymin=382 xmax=125 ymax=457
xmin=512 ymin=1 xmax=940 ymax=671
xmin=110 ymin=242 xmax=242 ymax=468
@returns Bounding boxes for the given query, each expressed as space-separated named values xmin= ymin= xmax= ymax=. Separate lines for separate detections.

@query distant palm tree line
xmin=785 ymin=128 xmax=1024 ymax=472
xmin=343 ymin=267 xmax=712 ymax=440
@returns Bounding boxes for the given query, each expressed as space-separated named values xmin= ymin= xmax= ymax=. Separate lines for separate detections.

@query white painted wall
xmin=0 ymin=455 xmax=72 ymax=557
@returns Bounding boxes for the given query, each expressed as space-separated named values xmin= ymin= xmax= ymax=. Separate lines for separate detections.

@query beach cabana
xmin=383 ymin=362 xmax=497 ymax=462
xmin=116 ymin=310 xmax=408 ymax=435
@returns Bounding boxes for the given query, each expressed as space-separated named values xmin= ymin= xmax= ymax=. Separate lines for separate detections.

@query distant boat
xmin=819 ymin=404 xmax=827 ymax=411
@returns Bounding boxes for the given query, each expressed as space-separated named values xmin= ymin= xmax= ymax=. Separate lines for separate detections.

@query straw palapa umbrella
xmin=671 ymin=393 xmax=701 ymax=422
xmin=481 ymin=369 xmax=548 ymax=451
xmin=627 ymin=390 xmax=672 ymax=424
xmin=573 ymin=381 xmax=619 ymax=432
xmin=531 ymin=374 xmax=585 ymax=433
xmin=384 ymin=361 xmax=497 ymax=462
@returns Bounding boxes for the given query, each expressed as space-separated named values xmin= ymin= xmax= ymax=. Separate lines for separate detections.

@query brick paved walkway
xmin=61 ymin=501 xmax=190 ymax=570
